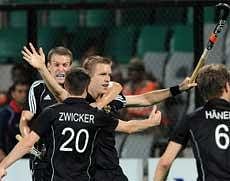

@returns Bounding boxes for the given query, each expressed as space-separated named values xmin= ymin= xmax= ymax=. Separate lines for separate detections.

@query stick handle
xmin=190 ymin=49 xmax=208 ymax=83
xmin=15 ymin=134 xmax=42 ymax=159
xmin=15 ymin=134 xmax=23 ymax=141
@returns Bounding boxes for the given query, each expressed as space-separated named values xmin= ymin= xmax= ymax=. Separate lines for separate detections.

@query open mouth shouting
xmin=55 ymin=72 xmax=65 ymax=82
xmin=102 ymin=83 xmax=109 ymax=89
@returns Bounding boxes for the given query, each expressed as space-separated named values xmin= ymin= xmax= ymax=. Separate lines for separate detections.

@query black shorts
xmin=51 ymin=176 xmax=95 ymax=181
xmin=95 ymin=166 xmax=128 ymax=181
xmin=31 ymin=168 xmax=48 ymax=181
xmin=30 ymin=156 xmax=49 ymax=181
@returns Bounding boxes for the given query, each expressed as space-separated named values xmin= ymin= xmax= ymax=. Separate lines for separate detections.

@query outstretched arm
xmin=115 ymin=105 xmax=161 ymax=134
xmin=153 ymin=141 xmax=182 ymax=181
xmin=125 ymin=77 xmax=197 ymax=107
xmin=0 ymin=131 xmax=40 ymax=179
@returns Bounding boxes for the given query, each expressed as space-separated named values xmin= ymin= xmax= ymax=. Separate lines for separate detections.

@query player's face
xmin=11 ymin=84 xmax=29 ymax=105
xmin=89 ymin=63 xmax=111 ymax=96
xmin=47 ymin=54 xmax=71 ymax=85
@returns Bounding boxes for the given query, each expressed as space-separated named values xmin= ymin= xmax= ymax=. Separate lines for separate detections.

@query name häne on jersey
xmin=205 ymin=109 xmax=230 ymax=120
xmin=59 ymin=112 xmax=95 ymax=124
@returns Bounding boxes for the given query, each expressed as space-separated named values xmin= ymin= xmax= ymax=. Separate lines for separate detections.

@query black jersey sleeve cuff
xmin=112 ymin=118 xmax=119 ymax=130
xmin=30 ymin=127 xmax=43 ymax=138
xmin=169 ymin=137 xmax=187 ymax=146
xmin=109 ymin=93 xmax=126 ymax=112
xmin=30 ymin=107 xmax=54 ymax=137
xmin=169 ymin=130 xmax=189 ymax=147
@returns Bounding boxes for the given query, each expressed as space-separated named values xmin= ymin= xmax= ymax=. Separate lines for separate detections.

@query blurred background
xmin=0 ymin=0 xmax=229 ymax=180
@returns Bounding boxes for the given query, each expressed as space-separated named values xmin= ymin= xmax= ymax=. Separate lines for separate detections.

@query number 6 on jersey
xmin=215 ymin=124 xmax=230 ymax=150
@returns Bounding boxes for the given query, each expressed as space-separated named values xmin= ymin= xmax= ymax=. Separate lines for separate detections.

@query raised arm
xmin=115 ymin=105 xmax=161 ymax=134
xmin=125 ymin=77 xmax=197 ymax=107
xmin=22 ymin=43 xmax=69 ymax=102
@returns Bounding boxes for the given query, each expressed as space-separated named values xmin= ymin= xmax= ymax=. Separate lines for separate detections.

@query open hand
xmin=21 ymin=43 xmax=46 ymax=70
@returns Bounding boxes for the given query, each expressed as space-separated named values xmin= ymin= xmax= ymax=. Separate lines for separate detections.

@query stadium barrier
xmin=5 ymin=158 xmax=198 ymax=181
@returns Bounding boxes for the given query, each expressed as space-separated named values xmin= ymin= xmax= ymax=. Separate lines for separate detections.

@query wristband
xmin=170 ymin=85 xmax=181 ymax=96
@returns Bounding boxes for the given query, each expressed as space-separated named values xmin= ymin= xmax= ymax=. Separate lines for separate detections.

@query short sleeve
xmin=169 ymin=116 xmax=190 ymax=146
xmin=24 ymin=80 xmax=44 ymax=114
xmin=109 ymin=93 xmax=126 ymax=112
xmin=30 ymin=107 xmax=55 ymax=137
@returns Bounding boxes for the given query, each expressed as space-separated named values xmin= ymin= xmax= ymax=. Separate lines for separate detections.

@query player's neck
xmin=88 ymin=89 xmax=100 ymax=100
xmin=68 ymin=95 xmax=86 ymax=99
xmin=220 ymin=85 xmax=230 ymax=102
xmin=219 ymin=95 xmax=230 ymax=103
xmin=68 ymin=91 xmax=87 ymax=99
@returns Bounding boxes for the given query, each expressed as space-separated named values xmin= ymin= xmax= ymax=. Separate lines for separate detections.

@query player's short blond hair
xmin=82 ymin=56 xmax=112 ymax=74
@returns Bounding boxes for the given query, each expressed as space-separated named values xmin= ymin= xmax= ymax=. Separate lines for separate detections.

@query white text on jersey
xmin=205 ymin=110 xmax=230 ymax=120
xmin=59 ymin=112 xmax=95 ymax=124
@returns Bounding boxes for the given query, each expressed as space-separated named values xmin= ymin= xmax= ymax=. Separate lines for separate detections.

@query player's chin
xmin=56 ymin=78 xmax=65 ymax=85
xmin=101 ymin=87 xmax=109 ymax=94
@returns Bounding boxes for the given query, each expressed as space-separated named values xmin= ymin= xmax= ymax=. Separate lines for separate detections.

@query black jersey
xmin=25 ymin=80 xmax=57 ymax=175
xmin=30 ymin=97 xmax=119 ymax=181
xmin=25 ymin=80 xmax=57 ymax=119
xmin=170 ymin=98 xmax=230 ymax=181
xmin=86 ymin=93 xmax=126 ymax=170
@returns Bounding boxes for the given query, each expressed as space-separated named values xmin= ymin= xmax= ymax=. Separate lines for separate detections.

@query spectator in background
xmin=123 ymin=58 xmax=159 ymax=119
xmin=11 ymin=63 xmax=35 ymax=84
xmin=162 ymin=96 xmax=188 ymax=129
xmin=0 ymin=91 xmax=9 ymax=111
xmin=0 ymin=80 xmax=29 ymax=161
xmin=79 ymin=38 xmax=103 ymax=66
xmin=111 ymin=62 xmax=126 ymax=86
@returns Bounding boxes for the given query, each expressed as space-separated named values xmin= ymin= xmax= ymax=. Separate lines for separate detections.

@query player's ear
xmin=226 ymin=82 xmax=230 ymax=92
xmin=47 ymin=62 xmax=51 ymax=71
xmin=64 ymin=82 xmax=69 ymax=92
